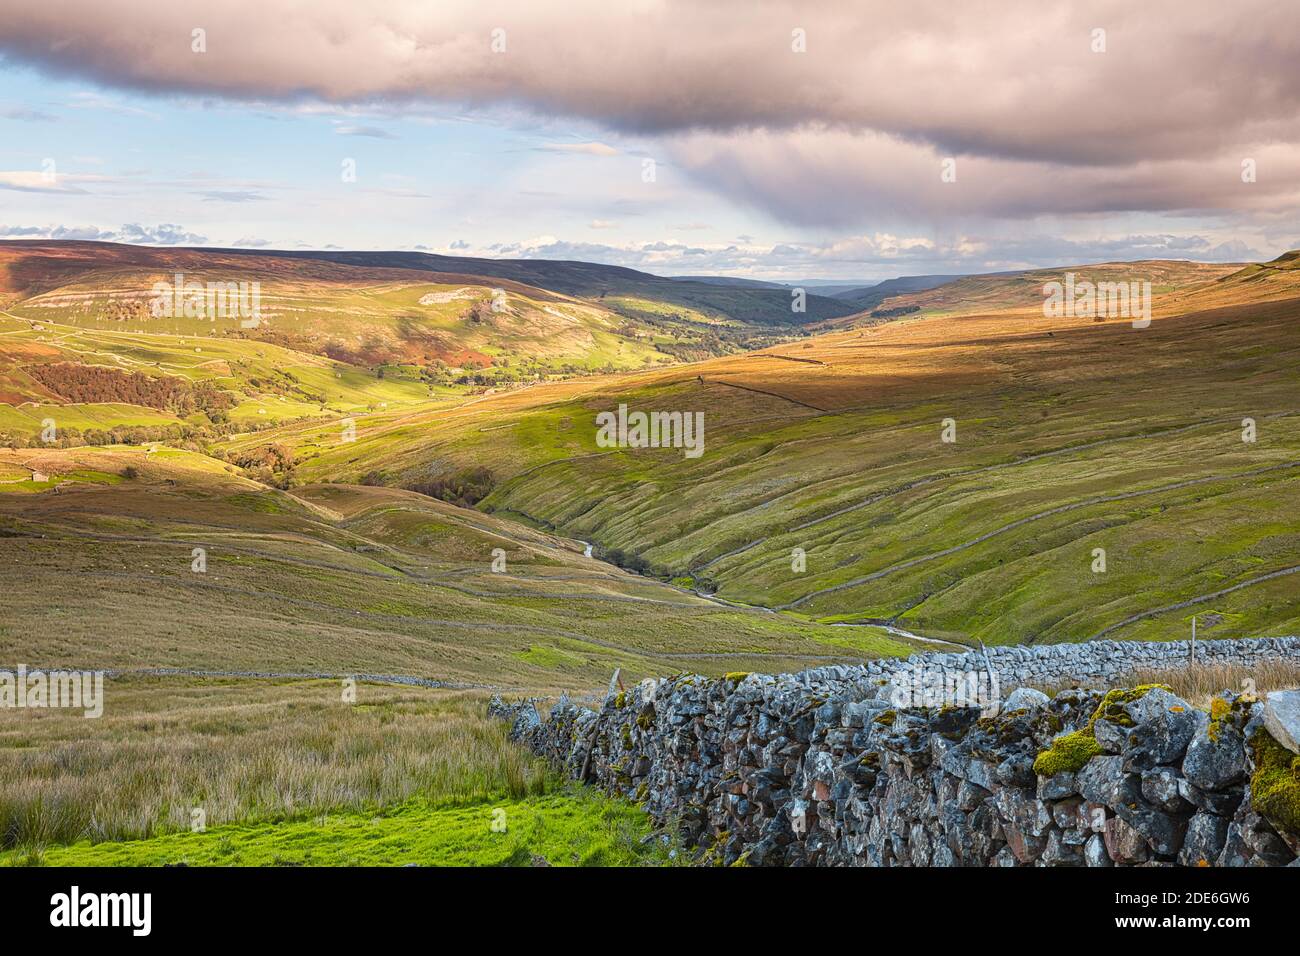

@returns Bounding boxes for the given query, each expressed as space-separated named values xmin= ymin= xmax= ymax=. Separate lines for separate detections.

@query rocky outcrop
xmin=490 ymin=638 xmax=1300 ymax=867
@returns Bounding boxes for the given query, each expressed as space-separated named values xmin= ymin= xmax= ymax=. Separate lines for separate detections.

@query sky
xmin=1 ymin=0 xmax=1298 ymax=282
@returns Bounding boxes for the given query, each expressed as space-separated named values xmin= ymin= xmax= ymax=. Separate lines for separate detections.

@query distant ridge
xmin=191 ymin=245 xmax=860 ymax=326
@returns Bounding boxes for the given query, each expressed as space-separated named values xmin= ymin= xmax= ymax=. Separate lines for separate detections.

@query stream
xmin=571 ymin=536 xmax=968 ymax=652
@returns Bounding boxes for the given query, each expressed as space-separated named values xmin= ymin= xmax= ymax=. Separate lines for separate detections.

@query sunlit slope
xmin=0 ymin=446 xmax=914 ymax=690
xmin=842 ymin=259 xmax=1243 ymax=322
xmin=213 ymin=245 xmax=860 ymax=326
xmin=0 ymin=320 xmax=444 ymax=431
xmin=250 ymin=262 xmax=1300 ymax=646
xmin=0 ymin=240 xmax=672 ymax=373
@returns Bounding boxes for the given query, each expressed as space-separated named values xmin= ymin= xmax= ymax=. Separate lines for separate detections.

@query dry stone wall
xmin=491 ymin=637 xmax=1300 ymax=866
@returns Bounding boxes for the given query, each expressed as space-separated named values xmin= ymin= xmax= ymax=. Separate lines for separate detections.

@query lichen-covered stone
xmin=1184 ymin=713 xmax=1248 ymax=791
xmin=1178 ymin=811 xmax=1229 ymax=866
xmin=492 ymin=640 xmax=1300 ymax=867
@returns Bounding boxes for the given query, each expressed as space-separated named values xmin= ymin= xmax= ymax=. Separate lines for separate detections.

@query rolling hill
xmin=228 ymin=252 xmax=1300 ymax=649
xmin=0 ymin=443 xmax=914 ymax=689
xmin=4 ymin=242 xmax=1299 ymax=668
xmin=207 ymin=245 xmax=859 ymax=325
xmin=0 ymin=240 xmax=872 ymax=446
xmin=851 ymin=260 xmax=1244 ymax=320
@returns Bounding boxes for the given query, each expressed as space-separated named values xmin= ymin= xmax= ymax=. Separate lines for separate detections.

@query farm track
xmin=1085 ymin=564 xmax=1300 ymax=641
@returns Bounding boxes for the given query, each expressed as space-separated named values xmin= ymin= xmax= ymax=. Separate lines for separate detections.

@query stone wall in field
xmin=490 ymin=637 xmax=1300 ymax=867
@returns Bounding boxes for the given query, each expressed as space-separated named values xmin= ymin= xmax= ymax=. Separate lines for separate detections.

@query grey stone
xmin=996 ymin=753 xmax=1038 ymax=788
xmin=1084 ymin=833 xmax=1113 ymax=867
xmin=1116 ymin=804 xmax=1187 ymax=857
xmin=1001 ymin=687 xmax=1050 ymax=712
xmin=1178 ymin=812 xmax=1229 ymax=867
xmin=1123 ymin=699 xmax=1197 ymax=770
xmin=939 ymin=746 xmax=997 ymax=791
xmin=1141 ymin=767 xmax=1192 ymax=814
xmin=1093 ymin=718 xmax=1130 ymax=753
xmin=1077 ymin=756 xmax=1140 ymax=807
xmin=1038 ymin=771 xmax=1078 ymax=801
xmin=1262 ymin=689 xmax=1300 ymax=754
xmin=1184 ymin=714 xmax=1248 ymax=791
xmin=1042 ymin=828 xmax=1083 ymax=866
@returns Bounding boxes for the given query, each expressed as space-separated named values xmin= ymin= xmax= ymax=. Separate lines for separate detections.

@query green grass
xmin=0 ymin=674 xmax=674 ymax=868
xmin=11 ymin=788 xmax=669 ymax=867
xmin=0 ymin=450 xmax=914 ymax=690
xmin=257 ymin=287 xmax=1300 ymax=648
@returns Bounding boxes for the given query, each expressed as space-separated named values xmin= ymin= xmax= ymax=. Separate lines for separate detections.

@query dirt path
xmin=1085 ymin=564 xmax=1300 ymax=641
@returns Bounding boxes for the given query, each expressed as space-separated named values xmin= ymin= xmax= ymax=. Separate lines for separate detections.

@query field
xmin=0 ymin=445 xmax=915 ymax=687
xmin=3 ymin=241 xmax=1299 ymax=866
xmin=0 ymin=680 xmax=669 ymax=867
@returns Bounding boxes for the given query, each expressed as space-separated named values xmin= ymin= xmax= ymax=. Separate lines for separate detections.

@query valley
xmin=3 ymin=240 xmax=1299 ymax=868
xmin=4 ymin=243 xmax=1299 ymax=668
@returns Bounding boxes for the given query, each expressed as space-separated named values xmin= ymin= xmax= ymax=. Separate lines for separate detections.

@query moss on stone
xmin=1249 ymin=730 xmax=1300 ymax=837
xmin=1207 ymin=692 xmax=1253 ymax=743
xmin=1032 ymin=728 xmax=1104 ymax=776
xmin=723 ymin=672 xmax=750 ymax=683
xmin=1091 ymin=683 xmax=1170 ymax=728
xmin=1031 ymin=684 xmax=1167 ymax=776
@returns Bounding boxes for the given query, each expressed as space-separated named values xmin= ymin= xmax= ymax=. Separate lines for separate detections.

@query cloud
xmin=2 ymin=2 xmax=1297 ymax=169
xmin=3 ymin=2 xmax=1296 ymax=227
xmin=669 ymin=128 xmax=1300 ymax=225
xmin=588 ymin=219 xmax=617 ymax=229
xmin=116 ymin=223 xmax=209 ymax=245
xmin=536 ymin=142 xmax=619 ymax=157
xmin=334 ymin=124 xmax=397 ymax=139
xmin=0 ymin=171 xmax=87 ymax=193
xmin=0 ymin=222 xmax=208 ymax=244
xmin=1 ymin=107 xmax=56 ymax=121
xmin=199 ymin=190 xmax=268 ymax=202
xmin=232 ymin=236 xmax=273 ymax=247
xmin=0 ymin=223 xmax=113 ymax=240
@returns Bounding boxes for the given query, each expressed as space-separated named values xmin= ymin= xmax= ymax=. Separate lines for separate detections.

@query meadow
xmin=0 ymin=679 xmax=671 ymax=867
